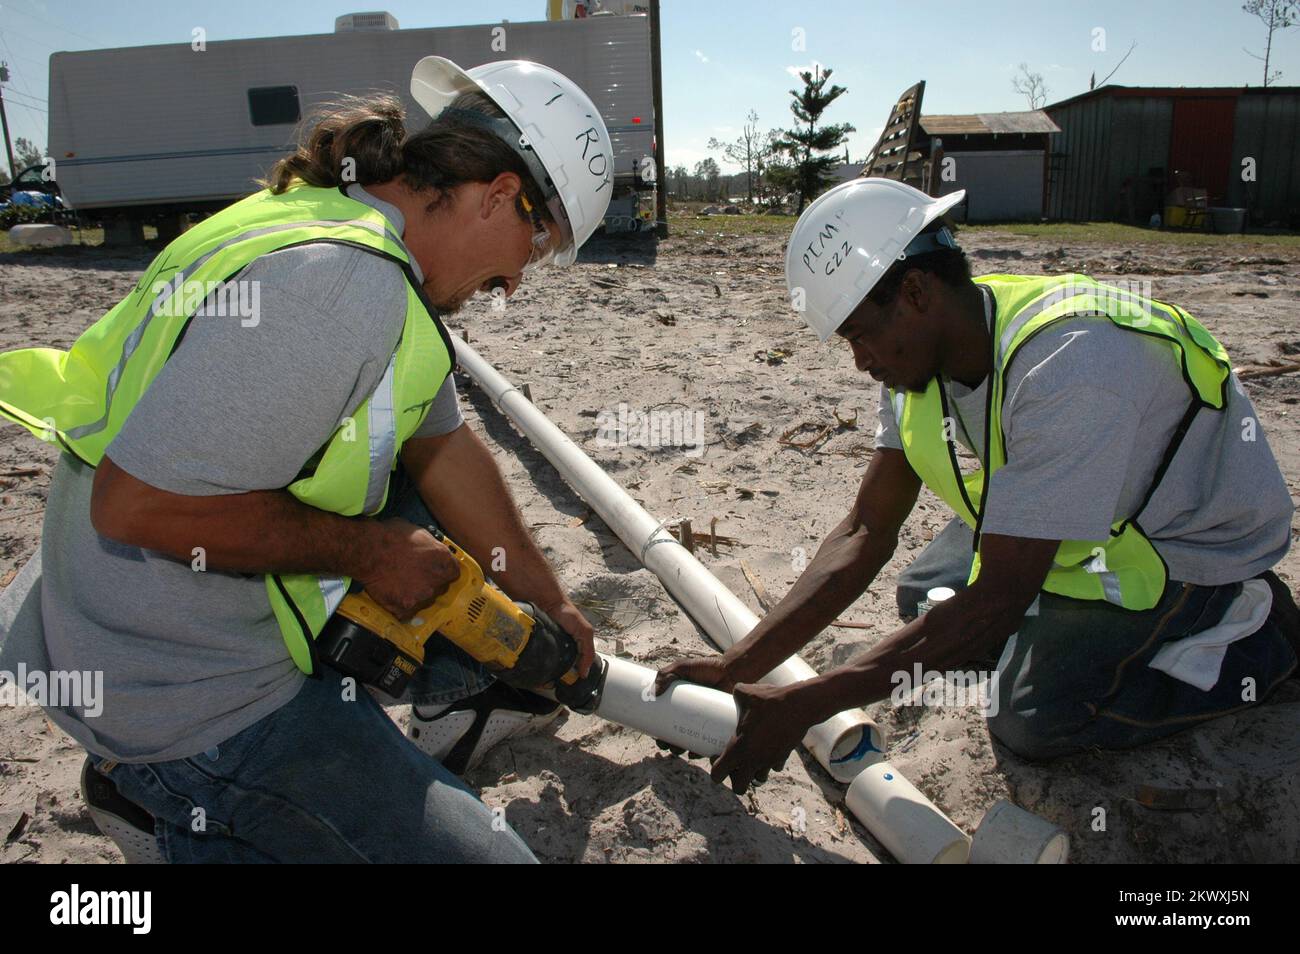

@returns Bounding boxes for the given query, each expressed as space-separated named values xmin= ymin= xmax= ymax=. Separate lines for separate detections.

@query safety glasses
xmin=520 ymin=193 xmax=569 ymax=272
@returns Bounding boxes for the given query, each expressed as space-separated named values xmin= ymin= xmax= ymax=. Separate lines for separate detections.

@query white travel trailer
xmin=47 ymin=11 xmax=658 ymax=232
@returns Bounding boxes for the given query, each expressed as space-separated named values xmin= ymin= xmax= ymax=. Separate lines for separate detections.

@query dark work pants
xmin=896 ymin=517 xmax=1299 ymax=760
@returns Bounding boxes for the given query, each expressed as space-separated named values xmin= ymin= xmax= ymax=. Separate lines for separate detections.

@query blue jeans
xmin=94 ymin=467 xmax=533 ymax=862
xmin=899 ymin=517 xmax=1299 ymax=760
xmin=91 ymin=665 xmax=535 ymax=862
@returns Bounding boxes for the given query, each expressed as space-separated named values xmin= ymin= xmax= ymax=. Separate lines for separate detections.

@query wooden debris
xmin=778 ymin=420 xmax=835 ymax=449
xmin=1135 ymin=784 xmax=1218 ymax=812
xmin=0 ymin=809 xmax=30 ymax=843
xmin=831 ymin=443 xmax=875 ymax=460
xmin=0 ymin=467 xmax=45 ymax=478
xmin=739 ymin=560 xmax=772 ymax=612
xmin=1235 ymin=360 xmax=1300 ymax=380
xmin=672 ymin=519 xmax=740 ymax=552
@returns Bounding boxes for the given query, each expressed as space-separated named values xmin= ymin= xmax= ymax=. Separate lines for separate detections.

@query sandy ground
xmin=1 ymin=218 xmax=1298 ymax=864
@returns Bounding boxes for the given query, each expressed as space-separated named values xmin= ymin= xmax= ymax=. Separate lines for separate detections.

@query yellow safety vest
xmin=0 ymin=183 xmax=455 ymax=673
xmin=892 ymin=273 xmax=1232 ymax=610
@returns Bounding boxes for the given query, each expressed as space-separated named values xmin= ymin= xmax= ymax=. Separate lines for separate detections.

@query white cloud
xmin=694 ymin=49 xmax=710 ymax=64
xmin=785 ymin=60 xmax=827 ymax=82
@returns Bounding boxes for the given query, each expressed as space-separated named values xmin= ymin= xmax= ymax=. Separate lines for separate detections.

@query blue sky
xmin=1 ymin=0 xmax=1297 ymax=173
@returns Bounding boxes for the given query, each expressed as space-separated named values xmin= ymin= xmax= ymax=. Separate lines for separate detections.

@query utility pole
xmin=0 ymin=63 xmax=16 ymax=182
xmin=649 ymin=0 xmax=667 ymax=237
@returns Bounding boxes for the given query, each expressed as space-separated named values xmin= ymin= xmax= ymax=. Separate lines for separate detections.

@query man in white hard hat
xmin=0 ymin=57 xmax=612 ymax=861
xmin=657 ymin=178 xmax=1299 ymax=794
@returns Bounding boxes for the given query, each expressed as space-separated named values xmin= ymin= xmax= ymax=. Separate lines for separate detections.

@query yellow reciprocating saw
xmin=317 ymin=530 xmax=605 ymax=711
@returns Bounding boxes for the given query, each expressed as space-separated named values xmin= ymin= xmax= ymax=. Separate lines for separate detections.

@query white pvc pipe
xmin=970 ymin=799 xmax=1070 ymax=864
xmin=594 ymin=655 xmax=739 ymax=756
xmin=454 ymin=338 xmax=884 ymax=782
xmin=845 ymin=762 xmax=972 ymax=864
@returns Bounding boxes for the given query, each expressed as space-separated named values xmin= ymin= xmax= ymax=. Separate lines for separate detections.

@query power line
xmin=0 ymin=0 xmax=101 ymax=46
xmin=4 ymin=87 xmax=47 ymax=105
xmin=0 ymin=31 xmax=42 ymax=107
xmin=6 ymin=96 xmax=46 ymax=116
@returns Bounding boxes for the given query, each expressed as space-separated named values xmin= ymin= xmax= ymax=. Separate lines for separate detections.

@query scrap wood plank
xmin=740 ymin=559 xmax=772 ymax=612
xmin=1235 ymin=360 xmax=1300 ymax=380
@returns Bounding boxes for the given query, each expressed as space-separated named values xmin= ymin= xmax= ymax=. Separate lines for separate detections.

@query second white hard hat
xmin=411 ymin=56 xmax=614 ymax=266
xmin=784 ymin=178 xmax=966 ymax=342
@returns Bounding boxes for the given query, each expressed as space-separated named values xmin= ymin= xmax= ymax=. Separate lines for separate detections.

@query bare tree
xmin=756 ymin=128 xmax=793 ymax=205
xmin=1093 ymin=40 xmax=1137 ymax=89
xmin=1243 ymin=0 xmax=1298 ymax=86
xmin=1011 ymin=62 xmax=1049 ymax=109
xmin=708 ymin=110 xmax=767 ymax=203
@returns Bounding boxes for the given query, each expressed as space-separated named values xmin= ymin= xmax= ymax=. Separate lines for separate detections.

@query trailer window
xmin=248 ymin=86 xmax=301 ymax=126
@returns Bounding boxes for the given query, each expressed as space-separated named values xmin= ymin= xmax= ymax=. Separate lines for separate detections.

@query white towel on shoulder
xmin=1148 ymin=579 xmax=1272 ymax=691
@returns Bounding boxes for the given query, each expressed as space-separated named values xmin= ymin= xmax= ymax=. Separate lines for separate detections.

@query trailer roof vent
xmin=335 ymin=11 xmax=399 ymax=32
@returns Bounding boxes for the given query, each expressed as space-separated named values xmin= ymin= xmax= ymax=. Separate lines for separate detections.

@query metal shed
xmin=918 ymin=111 xmax=1060 ymax=222
xmin=1044 ymin=85 xmax=1300 ymax=228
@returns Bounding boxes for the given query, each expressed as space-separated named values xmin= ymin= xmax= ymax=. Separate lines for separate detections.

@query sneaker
xmin=406 ymin=682 xmax=562 ymax=775
xmin=80 ymin=756 xmax=164 ymax=864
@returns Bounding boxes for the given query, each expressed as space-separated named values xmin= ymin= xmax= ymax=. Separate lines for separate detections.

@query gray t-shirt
xmin=875 ymin=285 xmax=1294 ymax=586
xmin=30 ymin=184 xmax=463 ymax=761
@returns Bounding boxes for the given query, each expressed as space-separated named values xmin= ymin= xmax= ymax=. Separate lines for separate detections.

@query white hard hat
xmin=411 ymin=56 xmax=613 ymax=266
xmin=784 ymin=178 xmax=966 ymax=342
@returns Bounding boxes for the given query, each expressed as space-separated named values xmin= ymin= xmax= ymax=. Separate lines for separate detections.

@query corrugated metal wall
xmin=1229 ymin=93 xmax=1300 ymax=226
xmin=1169 ymin=97 xmax=1237 ymax=199
xmin=1047 ymin=88 xmax=1300 ymax=225
xmin=1046 ymin=95 xmax=1172 ymax=220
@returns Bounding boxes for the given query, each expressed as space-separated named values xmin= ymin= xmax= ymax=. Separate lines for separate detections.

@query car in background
xmin=1 ymin=163 xmax=60 ymax=205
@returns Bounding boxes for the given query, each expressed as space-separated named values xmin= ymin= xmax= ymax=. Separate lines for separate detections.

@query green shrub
xmin=0 ymin=203 xmax=51 ymax=231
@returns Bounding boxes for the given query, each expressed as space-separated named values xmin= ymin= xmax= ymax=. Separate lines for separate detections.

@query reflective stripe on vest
xmin=0 ymin=184 xmax=455 ymax=674
xmin=891 ymin=273 xmax=1232 ymax=611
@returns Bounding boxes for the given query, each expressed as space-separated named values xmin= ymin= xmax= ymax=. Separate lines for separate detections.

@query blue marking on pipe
xmin=830 ymin=728 xmax=884 ymax=764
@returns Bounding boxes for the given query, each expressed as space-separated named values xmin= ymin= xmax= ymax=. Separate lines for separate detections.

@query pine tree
xmin=774 ymin=65 xmax=855 ymax=213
